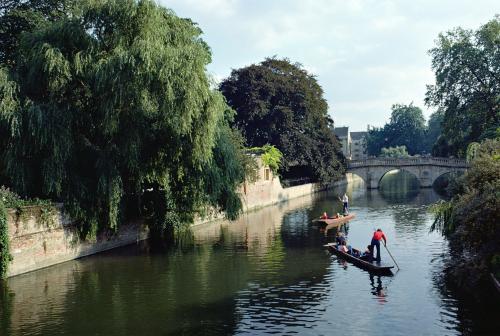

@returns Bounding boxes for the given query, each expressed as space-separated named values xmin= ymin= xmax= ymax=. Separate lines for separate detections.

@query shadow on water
xmin=430 ymin=251 xmax=500 ymax=335
xmin=0 ymin=283 xmax=14 ymax=335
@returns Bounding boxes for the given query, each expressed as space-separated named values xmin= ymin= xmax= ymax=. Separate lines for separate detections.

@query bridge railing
xmin=348 ymin=157 xmax=469 ymax=168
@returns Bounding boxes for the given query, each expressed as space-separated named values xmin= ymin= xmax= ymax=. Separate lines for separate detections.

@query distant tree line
xmin=366 ymin=103 xmax=442 ymax=157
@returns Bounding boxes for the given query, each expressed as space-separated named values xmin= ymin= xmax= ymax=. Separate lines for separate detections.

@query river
xmin=1 ymin=174 xmax=499 ymax=335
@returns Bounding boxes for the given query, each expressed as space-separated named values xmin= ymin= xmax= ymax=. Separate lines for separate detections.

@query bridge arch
xmin=346 ymin=157 xmax=469 ymax=189
xmin=431 ymin=170 xmax=464 ymax=188
xmin=377 ymin=168 xmax=420 ymax=189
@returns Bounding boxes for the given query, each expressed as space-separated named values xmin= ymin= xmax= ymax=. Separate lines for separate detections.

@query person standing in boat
xmin=370 ymin=229 xmax=387 ymax=262
xmin=338 ymin=193 xmax=349 ymax=214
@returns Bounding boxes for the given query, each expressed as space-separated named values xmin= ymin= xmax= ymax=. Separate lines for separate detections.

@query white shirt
xmin=342 ymin=195 xmax=349 ymax=203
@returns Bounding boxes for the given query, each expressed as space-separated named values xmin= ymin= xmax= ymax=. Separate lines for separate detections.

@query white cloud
xmin=159 ymin=0 xmax=499 ymax=129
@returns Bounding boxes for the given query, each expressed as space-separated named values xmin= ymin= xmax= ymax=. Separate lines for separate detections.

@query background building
xmin=333 ymin=127 xmax=351 ymax=160
xmin=333 ymin=127 xmax=367 ymax=161
xmin=350 ymin=131 xmax=368 ymax=160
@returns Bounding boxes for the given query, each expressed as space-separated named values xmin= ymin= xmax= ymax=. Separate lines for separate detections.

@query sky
xmin=159 ymin=0 xmax=498 ymax=131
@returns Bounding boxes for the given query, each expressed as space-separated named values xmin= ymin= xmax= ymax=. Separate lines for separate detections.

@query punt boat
xmin=324 ymin=242 xmax=394 ymax=275
xmin=312 ymin=213 xmax=355 ymax=225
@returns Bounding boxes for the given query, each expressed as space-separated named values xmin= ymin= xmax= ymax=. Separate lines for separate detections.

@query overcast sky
xmin=160 ymin=0 xmax=498 ymax=131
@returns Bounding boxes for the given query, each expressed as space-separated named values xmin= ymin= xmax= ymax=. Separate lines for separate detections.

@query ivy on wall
xmin=0 ymin=187 xmax=56 ymax=278
xmin=0 ymin=201 xmax=10 ymax=279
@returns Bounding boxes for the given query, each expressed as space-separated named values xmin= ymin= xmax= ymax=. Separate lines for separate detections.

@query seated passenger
xmin=360 ymin=245 xmax=373 ymax=262
xmin=320 ymin=212 xmax=328 ymax=219
xmin=338 ymin=240 xmax=349 ymax=253
xmin=351 ymin=248 xmax=361 ymax=257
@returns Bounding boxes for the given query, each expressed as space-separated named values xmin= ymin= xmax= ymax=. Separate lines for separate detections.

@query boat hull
xmin=312 ymin=213 xmax=356 ymax=226
xmin=325 ymin=243 xmax=394 ymax=275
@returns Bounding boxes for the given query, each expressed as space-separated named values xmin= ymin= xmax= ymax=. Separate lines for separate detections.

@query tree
xmin=426 ymin=16 xmax=500 ymax=157
xmin=426 ymin=110 xmax=444 ymax=154
xmin=432 ymin=138 xmax=500 ymax=292
xmin=220 ymin=58 xmax=345 ymax=184
xmin=380 ymin=146 xmax=410 ymax=158
xmin=366 ymin=103 xmax=426 ymax=156
xmin=0 ymin=0 xmax=77 ymax=67
xmin=0 ymin=0 xmax=247 ymax=239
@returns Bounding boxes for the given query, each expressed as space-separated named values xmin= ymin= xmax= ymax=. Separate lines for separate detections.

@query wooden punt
xmin=324 ymin=242 xmax=394 ymax=275
xmin=312 ymin=213 xmax=355 ymax=225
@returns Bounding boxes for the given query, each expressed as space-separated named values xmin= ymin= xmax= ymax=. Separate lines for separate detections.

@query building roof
xmin=350 ymin=131 xmax=367 ymax=140
xmin=333 ymin=127 xmax=349 ymax=137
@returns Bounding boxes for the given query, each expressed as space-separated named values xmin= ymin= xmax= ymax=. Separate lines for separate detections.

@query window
xmin=265 ymin=168 xmax=270 ymax=181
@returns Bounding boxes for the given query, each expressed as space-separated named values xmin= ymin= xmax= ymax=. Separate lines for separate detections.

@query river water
xmin=1 ymin=175 xmax=499 ymax=335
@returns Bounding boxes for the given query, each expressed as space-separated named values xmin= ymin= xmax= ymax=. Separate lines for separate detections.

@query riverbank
xmin=5 ymin=171 xmax=355 ymax=278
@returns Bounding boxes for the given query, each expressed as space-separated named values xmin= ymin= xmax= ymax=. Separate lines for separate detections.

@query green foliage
xmin=366 ymin=103 xmax=427 ymax=156
xmin=426 ymin=110 xmax=444 ymax=155
xmin=201 ymin=121 xmax=248 ymax=220
xmin=0 ymin=0 xmax=245 ymax=240
xmin=0 ymin=0 xmax=78 ymax=67
xmin=220 ymin=57 xmax=345 ymax=184
xmin=466 ymin=142 xmax=481 ymax=162
xmin=248 ymin=144 xmax=283 ymax=174
xmin=0 ymin=200 xmax=10 ymax=279
xmin=380 ymin=146 xmax=410 ymax=158
xmin=431 ymin=138 xmax=500 ymax=290
xmin=426 ymin=16 xmax=500 ymax=157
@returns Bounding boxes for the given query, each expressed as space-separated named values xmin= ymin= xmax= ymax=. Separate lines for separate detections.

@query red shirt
xmin=373 ymin=231 xmax=387 ymax=242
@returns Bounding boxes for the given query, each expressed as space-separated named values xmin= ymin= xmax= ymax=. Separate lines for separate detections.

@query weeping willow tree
xmin=0 ymin=0 xmax=248 ymax=240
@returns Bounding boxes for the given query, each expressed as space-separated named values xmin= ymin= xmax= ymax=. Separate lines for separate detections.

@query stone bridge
xmin=347 ymin=157 xmax=469 ymax=189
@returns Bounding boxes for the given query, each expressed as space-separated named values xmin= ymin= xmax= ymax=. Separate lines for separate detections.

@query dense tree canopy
xmin=426 ymin=110 xmax=444 ymax=155
xmin=380 ymin=146 xmax=409 ymax=158
xmin=432 ymin=138 xmax=500 ymax=290
xmin=0 ymin=0 xmax=247 ymax=239
xmin=426 ymin=16 xmax=500 ymax=157
xmin=0 ymin=0 xmax=77 ymax=67
xmin=220 ymin=58 xmax=344 ymax=184
xmin=367 ymin=103 xmax=427 ymax=156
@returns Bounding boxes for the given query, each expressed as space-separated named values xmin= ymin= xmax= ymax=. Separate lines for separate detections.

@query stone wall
xmin=6 ymin=159 xmax=347 ymax=278
xmin=7 ymin=206 xmax=148 ymax=277
xmin=240 ymin=157 xmax=349 ymax=211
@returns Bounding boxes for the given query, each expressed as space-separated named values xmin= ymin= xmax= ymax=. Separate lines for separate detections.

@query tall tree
xmin=426 ymin=16 xmax=500 ymax=157
xmin=0 ymin=0 xmax=246 ymax=239
xmin=425 ymin=110 xmax=444 ymax=155
xmin=220 ymin=58 xmax=344 ymax=184
xmin=366 ymin=103 xmax=426 ymax=156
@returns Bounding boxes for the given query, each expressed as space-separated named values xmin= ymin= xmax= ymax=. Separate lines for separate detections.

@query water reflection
xmin=369 ymin=274 xmax=387 ymax=303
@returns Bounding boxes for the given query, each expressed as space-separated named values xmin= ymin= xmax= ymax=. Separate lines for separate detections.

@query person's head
xmin=367 ymin=245 xmax=372 ymax=251
xmin=377 ymin=228 xmax=382 ymax=232
xmin=342 ymin=240 xmax=346 ymax=245
xmin=336 ymin=231 xmax=342 ymax=237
